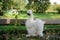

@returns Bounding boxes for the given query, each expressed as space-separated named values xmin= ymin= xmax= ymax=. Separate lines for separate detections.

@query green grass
xmin=34 ymin=13 xmax=60 ymax=20
xmin=0 ymin=24 xmax=60 ymax=31
xmin=3 ymin=12 xmax=60 ymax=19
xmin=0 ymin=24 xmax=60 ymax=40
xmin=0 ymin=25 xmax=26 ymax=31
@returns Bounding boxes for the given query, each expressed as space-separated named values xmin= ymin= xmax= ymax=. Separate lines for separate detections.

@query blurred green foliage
xmin=0 ymin=0 xmax=60 ymax=16
xmin=0 ymin=0 xmax=13 ymax=16
xmin=0 ymin=0 xmax=50 ymax=14
xmin=26 ymin=0 xmax=50 ymax=13
xmin=46 ymin=2 xmax=60 ymax=13
xmin=56 ymin=5 xmax=60 ymax=14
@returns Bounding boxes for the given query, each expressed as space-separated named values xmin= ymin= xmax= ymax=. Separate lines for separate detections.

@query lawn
xmin=2 ymin=12 xmax=60 ymax=20
xmin=0 ymin=24 xmax=60 ymax=31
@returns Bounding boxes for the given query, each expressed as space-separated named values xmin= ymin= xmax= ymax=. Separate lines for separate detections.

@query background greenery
xmin=0 ymin=0 xmax=60 ymax=40
xmin=0 ymin=0 xmax=60 ymax=14
xmin=2 ymin=12 xmax=60 ymax=19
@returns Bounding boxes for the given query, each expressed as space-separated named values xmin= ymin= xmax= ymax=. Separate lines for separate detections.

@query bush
xmin=26 ymin=0 xmax=50 ymax=13
xmin=57 ymin=8 xmax=60 ymax=14
xmin=0 ymin=10 xmax=4 ymax=16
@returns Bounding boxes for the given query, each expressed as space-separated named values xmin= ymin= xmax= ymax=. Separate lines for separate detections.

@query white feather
xmin=25 ymin=10 xmax=45 ymax=37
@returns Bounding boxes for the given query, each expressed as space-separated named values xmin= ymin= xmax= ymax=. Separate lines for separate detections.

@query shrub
xmin=57 ymin=8 xmax=60 ymax=14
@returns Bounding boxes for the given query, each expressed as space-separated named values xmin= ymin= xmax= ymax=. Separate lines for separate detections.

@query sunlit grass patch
xmin=2 ymin=12 xmax=60 ymax=19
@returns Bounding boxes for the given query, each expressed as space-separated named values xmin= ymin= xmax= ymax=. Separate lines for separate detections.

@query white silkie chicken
xmin=25 ymin=10 xmax=45 ymax=37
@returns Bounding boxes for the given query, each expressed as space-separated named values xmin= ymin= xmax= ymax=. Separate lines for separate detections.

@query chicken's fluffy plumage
xmin=25 ymin=10 xmax=45 ymax=37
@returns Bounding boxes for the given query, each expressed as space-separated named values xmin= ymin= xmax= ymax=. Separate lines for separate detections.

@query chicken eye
xmin=27 ymin=13 xmax=30 ymax=16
